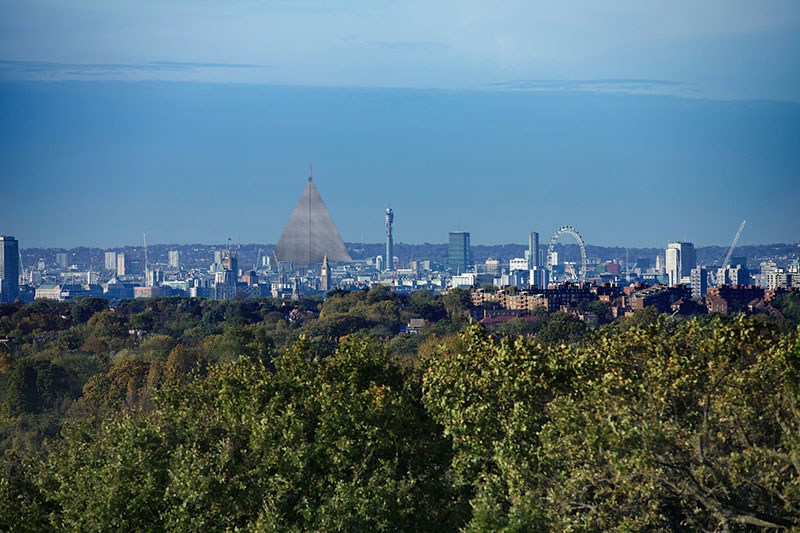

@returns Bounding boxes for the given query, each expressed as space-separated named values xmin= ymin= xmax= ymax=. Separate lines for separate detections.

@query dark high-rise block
xmin=448 ymin=231 xmax=471 ymax=273
xmin=528 ymin=231 xmax=539 ymax=269
xmin=0 ymin=235 xmax=20 ymax=303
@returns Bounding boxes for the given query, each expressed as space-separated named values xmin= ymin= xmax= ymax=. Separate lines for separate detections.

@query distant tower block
xmin=117 ymin=253 xmax=127 ymax=276
xmin=0 ymin=235 xmax=20 ymax=303
xmin=385 ymin=208 xmax=394 ymax=272
xmin=528 ymin=232 xmax=539 ymax=269
xmin=448 ymin=231 xmax=471 ymax=273
xmin=104 ymin=251 xmax=117 ymax=271
xmin=274 ymin=166 xmax=353 ymax=266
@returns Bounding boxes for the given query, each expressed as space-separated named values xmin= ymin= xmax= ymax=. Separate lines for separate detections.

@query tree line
xmin=1 ymin=289 xmax=799 ymax=531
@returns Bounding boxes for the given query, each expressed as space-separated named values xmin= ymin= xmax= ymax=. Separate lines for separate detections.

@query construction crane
xmin=710 ymin=219 xmax=747 ymax=286
xmin=721 ymin=219 xmax=747 ymax=270
xmin=253 ymin=248 xmax=263 ymax=271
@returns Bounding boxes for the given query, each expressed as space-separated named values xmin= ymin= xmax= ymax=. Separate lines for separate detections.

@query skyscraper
xmin=679 ymin=242 xmax=696 ymax=278
xmin=385 ymin=208 xmax=394 ymax=273
xmin=0 ymin=235 xmax=20 ymax=303
xmin=666 ymin=242 xmax=696 ymax=286
xmin=448 ymin=231 xmax=471 ymax=273
xmin=168 ymin=250 xmax=180 ymax=269
xmin=104 ymin=251 xmax=117 ymax=271
xmin=222 ymin=249 xmax=238 ymax=286
xmin=56 ymin=252 xmax=67 ymax=268
xmin=665 ymin=247 xmax=679 ymax=286
xmin=528 ymin=232 xmax=539 ymax=269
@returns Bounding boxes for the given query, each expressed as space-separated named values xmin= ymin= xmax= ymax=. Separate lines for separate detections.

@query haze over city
xmin=1 ymin=0 xmax=799 ymax=249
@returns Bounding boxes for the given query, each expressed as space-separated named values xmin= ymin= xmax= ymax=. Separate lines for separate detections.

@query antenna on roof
xmin=308 ymin=164 xmax=313 ymax=182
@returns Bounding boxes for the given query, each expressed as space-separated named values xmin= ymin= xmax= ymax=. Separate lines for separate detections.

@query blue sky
xmin=1 ymin=1 xmax=799 ymax=248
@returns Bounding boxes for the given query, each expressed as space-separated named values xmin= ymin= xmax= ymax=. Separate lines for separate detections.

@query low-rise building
xmin=705 ymin=285 xmax=764 ymax=315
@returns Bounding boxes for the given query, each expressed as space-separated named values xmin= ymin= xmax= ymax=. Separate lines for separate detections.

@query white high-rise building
xmin=104 ymin=251 xmax=117 ymax=271
xmin=168 ymin=250 xmax=180 ymax=269
xmin=117 ymin=253 xmax=127 ymax=276
xmin=666 ymin=242 xmax=696 ymax=286
xmin=665 ymin=247 xmax=679 ymax=286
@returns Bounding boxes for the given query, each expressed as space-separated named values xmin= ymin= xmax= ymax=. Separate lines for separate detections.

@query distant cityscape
xmin=1 ymin=173 xmax=799 ymax=321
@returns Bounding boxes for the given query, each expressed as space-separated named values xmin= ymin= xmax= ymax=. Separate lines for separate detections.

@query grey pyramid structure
xmin=273 ymin=168 xmax=353 ymax=266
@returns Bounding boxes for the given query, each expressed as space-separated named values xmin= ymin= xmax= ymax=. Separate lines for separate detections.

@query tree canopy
xmin=0 ymin=293 xmax=799 ymax=531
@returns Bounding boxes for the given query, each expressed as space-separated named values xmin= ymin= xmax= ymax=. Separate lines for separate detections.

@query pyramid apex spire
xmin=274 ymin=170 xmax=353 ymax=266
xmin=308 ymin=164 xmax=312 ymax=182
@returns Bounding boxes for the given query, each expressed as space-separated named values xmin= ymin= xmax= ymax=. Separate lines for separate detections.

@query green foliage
xmin=68 ymin=298 xmax=108 ymax=326
xmin=0 ymin=450 xmax=53 ymax=532
xmin=773 ymin=291 xmax=800 ymax=323
xmin=576 ymin=298 xmax=612 ymax=324
xmin=409 ymin=290 xmax=446 ymax=322
xmin=129 ymin=310 xmax=157 ymax=331
xmin=2 ymin=294 xmax=800 ymax=530
xmin=422 ymin=318 xmax=800 ymax=531
xmin=39 ymin=336 xmax=459 ymax=531
xmin=442 ymin=288 xmax=471 ymax=321
xmin=617 ymin=305 xmax=661 ymax=331
xmin=85 ymin=310 xmax=128 ymax=339
xmin=79 ymin=358 xmax=152 ymax=411
xmin=3 ymin=361 xmax=77 ymax=417
xmin=494 ymin=317 xmax=542 ymax=337
xmin=421 ymin=326 xmax=564 ymax=530
xmin=534 ymin=310 xmax=587 ymax=345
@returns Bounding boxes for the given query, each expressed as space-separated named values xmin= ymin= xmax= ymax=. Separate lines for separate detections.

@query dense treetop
xmin=1 ymin=290 xmax=799 ymax=531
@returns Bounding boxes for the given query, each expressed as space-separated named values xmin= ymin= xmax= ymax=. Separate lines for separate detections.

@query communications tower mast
xmin=385 ymin=207 xmax=394 ymax=272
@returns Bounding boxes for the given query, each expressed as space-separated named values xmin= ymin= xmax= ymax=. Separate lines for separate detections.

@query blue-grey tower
xmin=448 ymin=231 xmax=471 ymax=273
xmin=0 ymin=235 xmax=20 ymax=303
xmin=528 ymin=231 xmax=539 ymax=269
xmin=385 ymin=208 xmax=394 ymax=272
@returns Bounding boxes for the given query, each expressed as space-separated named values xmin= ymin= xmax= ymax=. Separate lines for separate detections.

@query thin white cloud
xmin=0 ymin=0 xmax=797 ymax=100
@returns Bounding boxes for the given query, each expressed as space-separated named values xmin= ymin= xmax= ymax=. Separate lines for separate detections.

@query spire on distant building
xmin=321 ymin=254 xmax=331 ymax=292
xmin=309 ymin=164 xmax=313 ymax=182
